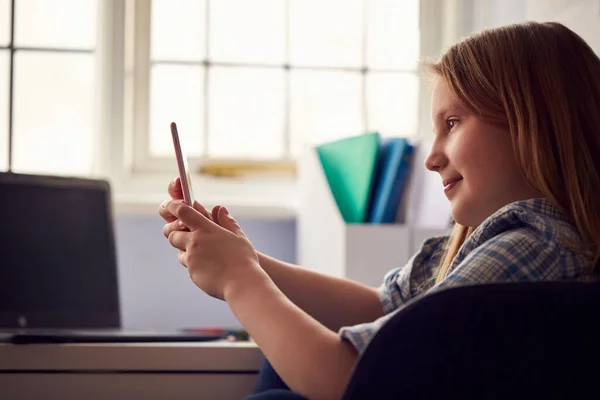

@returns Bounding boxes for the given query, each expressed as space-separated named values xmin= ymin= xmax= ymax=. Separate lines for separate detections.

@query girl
xmin=158 ymin=21 xmax=600 ymax=400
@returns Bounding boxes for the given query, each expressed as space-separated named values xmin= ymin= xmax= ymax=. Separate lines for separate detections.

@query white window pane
xmin=209 ymin=67 xmax=285 ymax=158
xmin=0 ymin=0 xmax=10 ymax=47
xmin=149 ymin=65 xmax=205 ymax=157
xmin=210 ymin=0 xmax=285 ymax=64
xmin=12 ymin=52 xmax=95 ymax=176
xmin=0 ymin=51 xmax=8 ymax=171
xmin=290 ymin=70 xmax=363 ymax=156
xmin=289 ymin=0 xmax=363 ymax=67
xmin=366 ymin=72 xmax=419 ymax=137
xmin=367 ymin=0 xmax=420 ymax=70
xmin=15 ymin=0 xmax=97 ymax=49
xmin=151 ymin=0 xmax=206 ymax=61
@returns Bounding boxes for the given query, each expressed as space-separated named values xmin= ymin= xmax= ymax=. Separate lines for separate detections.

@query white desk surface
xmin=0 ymin=341 xmax=263 ymax=372
xmin=0 ymin=341 xmax=264 ymax=399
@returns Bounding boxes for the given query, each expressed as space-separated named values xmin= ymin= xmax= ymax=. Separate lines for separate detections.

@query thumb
xmin=218 ymin=207 xmax=247 ymax=238
xmin=192 ymin=201 xmax=213 ymax=221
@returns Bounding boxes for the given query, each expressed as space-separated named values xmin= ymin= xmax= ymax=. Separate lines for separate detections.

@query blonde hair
xmin=427 ymin=22 xmax=600 ymax=284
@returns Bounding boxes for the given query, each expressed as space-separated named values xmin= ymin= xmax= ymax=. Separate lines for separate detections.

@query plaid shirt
xmin=339 ymin=198 xmax=594 ymax=354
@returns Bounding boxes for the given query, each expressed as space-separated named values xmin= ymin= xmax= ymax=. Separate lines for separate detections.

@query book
xmin=316 ymin=132 xmax=380 ymax=224
xmin=367 ymin=138 xmax=415 ymax=224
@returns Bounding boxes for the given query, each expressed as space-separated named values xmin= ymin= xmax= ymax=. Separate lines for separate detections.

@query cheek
xmin=450 ymin=134 xmax=486 ymax=177
xmin=461 ymin=134 xmax=518 ymax=195
xmin=451 ymin=135 xmax=499 ymax=193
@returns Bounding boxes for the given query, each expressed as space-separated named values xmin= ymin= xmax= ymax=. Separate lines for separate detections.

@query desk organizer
xmin=297 ymin=146 xmax=450 ymax=287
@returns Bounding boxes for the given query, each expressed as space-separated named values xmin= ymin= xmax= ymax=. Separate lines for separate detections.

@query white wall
xmin=457 ymin=0 xmax=600 ymax=56
xmin=526 ymin=0 xmax=600 ymax=54
xmin=114 ymin=215 xmax=296 ymax=330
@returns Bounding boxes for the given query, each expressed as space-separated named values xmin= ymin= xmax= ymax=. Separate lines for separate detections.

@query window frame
xmin=99 ymin=0 xmax=450 ymax=217
xmin=126 ymin=0 xmax=300 ymax=176
xmin=0 ymin=0 xmax=99 ymax=175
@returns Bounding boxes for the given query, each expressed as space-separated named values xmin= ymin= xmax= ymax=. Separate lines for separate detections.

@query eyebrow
xmin=433 ymin=107 xmax=451 ymax=123
xmin=433 ymin=104 xmax=463 ymax=121
xmin=434 ymin=101 xmax=470 ymax=123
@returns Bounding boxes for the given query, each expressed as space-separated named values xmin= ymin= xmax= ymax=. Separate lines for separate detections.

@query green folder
xmin=316 ymin=132 xmax=380 ymax=224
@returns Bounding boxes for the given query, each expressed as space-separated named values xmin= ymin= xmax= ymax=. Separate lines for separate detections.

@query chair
xmin=342 ymin=281 xmax=600 ymax=399
xmin=249 ymin=281 xmax=600 ymax=399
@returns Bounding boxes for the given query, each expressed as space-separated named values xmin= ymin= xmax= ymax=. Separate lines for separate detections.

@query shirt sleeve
xmin=339 ymin=225 xmax=563 ymax=354
xmin=378 ymin=236 xmax=449 ymax=314
xmin=338 ymin=235 xmax=448 ymax=353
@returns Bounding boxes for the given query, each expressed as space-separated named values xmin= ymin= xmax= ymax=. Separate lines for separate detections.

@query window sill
xmin=110 ymin=173 xmax=299 ymax=221
xmin=113 ymin=194 xmax=298 ymax=220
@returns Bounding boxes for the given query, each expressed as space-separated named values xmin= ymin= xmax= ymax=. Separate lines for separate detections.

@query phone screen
xmin=170 ymin=122 xmax=195 ymax=206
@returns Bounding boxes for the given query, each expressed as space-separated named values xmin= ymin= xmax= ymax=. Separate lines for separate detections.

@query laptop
xmin=0 ymin=172 xmax=226 ymax=343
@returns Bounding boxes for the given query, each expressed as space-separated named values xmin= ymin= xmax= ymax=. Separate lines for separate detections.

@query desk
xmin=0 ymin=341 xmax=263 ymax=400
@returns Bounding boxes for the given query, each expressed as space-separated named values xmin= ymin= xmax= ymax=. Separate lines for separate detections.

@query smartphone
xmin=170 ymin=122 xmax=196 ymax=206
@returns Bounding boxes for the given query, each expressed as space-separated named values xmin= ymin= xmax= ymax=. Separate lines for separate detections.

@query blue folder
xmin=367 ymin=138 xmax=415 ymax=224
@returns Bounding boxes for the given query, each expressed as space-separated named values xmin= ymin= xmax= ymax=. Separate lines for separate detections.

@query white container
xmin=296 ymin=147 xmax=413 ymax=287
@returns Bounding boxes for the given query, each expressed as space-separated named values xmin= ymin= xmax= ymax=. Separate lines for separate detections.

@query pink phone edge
xmin=170 ymin=122 xmax=194 ymax=206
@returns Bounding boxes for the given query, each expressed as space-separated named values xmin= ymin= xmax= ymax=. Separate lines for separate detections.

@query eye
xmin=446 ymin=118 xmax=459 ymax=130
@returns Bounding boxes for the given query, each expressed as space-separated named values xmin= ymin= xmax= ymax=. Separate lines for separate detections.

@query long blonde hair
xmin=428 ymin=22 xmax=600 ymax=284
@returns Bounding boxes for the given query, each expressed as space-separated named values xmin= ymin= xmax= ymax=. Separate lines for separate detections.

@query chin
xmin=449 ymin=199 xmax=479 ymax=227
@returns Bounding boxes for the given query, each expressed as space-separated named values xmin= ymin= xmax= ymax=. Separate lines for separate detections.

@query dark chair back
xmin=342 ymin=282 xmax=600 ymax=400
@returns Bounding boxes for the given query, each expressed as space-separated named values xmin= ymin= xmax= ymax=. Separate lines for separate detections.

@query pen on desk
xmin=181 ymin=328 xmax=250 ymax=341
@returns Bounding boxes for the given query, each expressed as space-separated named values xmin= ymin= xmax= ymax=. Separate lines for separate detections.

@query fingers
xmin=163 ymin=219 xmax=189 ymax=238
xmin=160 ymin=197 xmax=214 ymax=226
xmin=168 ymin=177 xmax=184 ymax=200
xmin=158 ymin=199 xmax=178 ymax=223
xmin=177 ymin=250 xmax=187 ymax=268
xmin=217 ymin=206 xmax=247 ymax=238
xmin=168 ymin=230 xmax=190 ymax=250
xmin=193 ymin=201 xmax=213 ymax=221
xmin=164 ymin=200 xmax=212 ymax=231
xmin=212 ymin=205 xmax=222 ymax=224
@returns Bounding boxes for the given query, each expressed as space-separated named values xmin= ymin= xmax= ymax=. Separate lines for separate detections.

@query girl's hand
xmin=158 ymin=177 xmax=229 ymax=230
xmin=161 ymin=200 xmax=265 ymax=301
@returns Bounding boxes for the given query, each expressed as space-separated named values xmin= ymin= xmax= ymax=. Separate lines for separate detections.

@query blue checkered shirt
xmin=339 ymin=198 xmax=595 ymax=354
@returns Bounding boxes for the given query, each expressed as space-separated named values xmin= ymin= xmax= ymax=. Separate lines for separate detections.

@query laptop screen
xmin=0 ymin=173 xmax=120 ymax=329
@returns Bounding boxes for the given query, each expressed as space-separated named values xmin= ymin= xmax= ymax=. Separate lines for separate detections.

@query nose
xmin=424 ymin=141 xmax=447 ymax=172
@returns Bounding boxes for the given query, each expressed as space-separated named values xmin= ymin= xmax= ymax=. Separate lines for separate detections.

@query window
xmin=0 ymin=0 xmax=441 ymax=216
xmin=0 ymin=0 xmax=98 ymax=176
xmin=128 ymin=0 xmax=421 ymax=178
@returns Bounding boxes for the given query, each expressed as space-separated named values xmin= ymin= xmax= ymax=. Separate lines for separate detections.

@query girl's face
xmin=426 ymin=79 xmax=541 ymax=227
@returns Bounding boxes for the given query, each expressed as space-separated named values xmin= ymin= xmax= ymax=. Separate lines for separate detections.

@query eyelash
xmin=446 ymin=118 xmax=459 ymax=131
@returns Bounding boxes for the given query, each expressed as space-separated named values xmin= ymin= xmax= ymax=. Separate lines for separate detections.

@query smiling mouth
xmin=444 ymin=178 xmax=462 ymax=194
